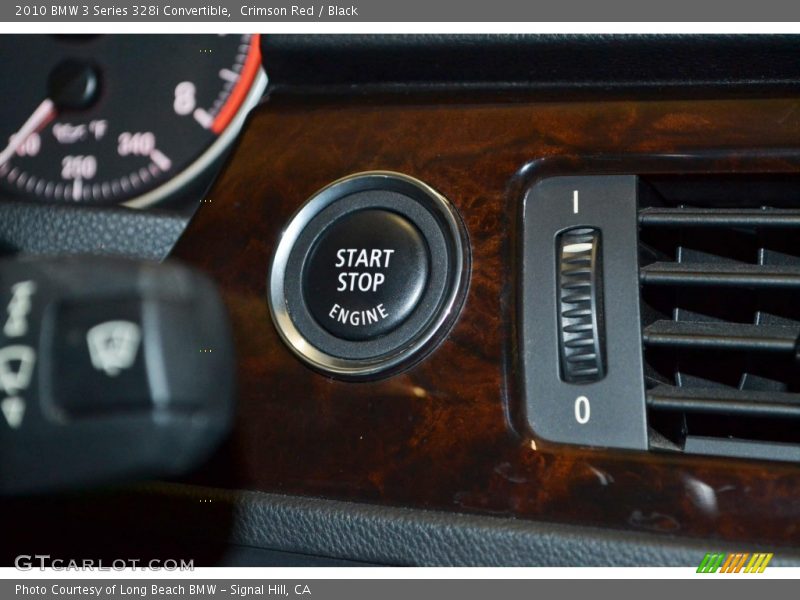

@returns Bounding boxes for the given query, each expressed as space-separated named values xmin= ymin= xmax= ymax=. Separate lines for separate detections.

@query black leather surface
xmin=216 ymin=546 xmax=373 ymax=567
xmin=262 ymin=34 xmax=800 ymax=96
xmin=0 ymin=200 xmax=190 ymax=261
xmin=186 ymin=486 xmax=800 ymax=566
xmin=4 ymin=483 xmax=797 ymax=566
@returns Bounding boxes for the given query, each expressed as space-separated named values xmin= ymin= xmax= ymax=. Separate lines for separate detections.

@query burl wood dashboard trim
xmin=173 ymin=95 xmax=800 ymax=547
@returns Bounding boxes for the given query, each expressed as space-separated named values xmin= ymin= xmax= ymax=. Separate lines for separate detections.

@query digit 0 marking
xmin=574 ymin=395 xmax=590 ymax=424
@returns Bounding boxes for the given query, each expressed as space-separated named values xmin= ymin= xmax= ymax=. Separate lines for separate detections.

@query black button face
xmin=303 ymin=209 xmax=429 ymax=341
xmin=51 ymin=299 xmax=151 ymax=416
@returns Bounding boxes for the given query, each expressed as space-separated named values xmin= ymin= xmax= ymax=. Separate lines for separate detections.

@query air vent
xmin=639 ymin=174 xmax=800 ymax=461
xmin=521 ymin=172 xmax=800 ymax=460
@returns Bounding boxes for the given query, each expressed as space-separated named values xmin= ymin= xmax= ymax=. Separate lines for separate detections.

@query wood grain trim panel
xmin=174 ymin=96 xmax=800 ymax=547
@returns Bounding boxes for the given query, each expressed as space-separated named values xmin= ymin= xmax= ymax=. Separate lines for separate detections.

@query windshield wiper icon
xmin=86 ymin=320 xmax=141 ymax=377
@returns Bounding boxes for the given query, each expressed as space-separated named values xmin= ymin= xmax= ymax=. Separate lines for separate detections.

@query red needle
xmin=0 ymin=99 xmax=57 ymax=167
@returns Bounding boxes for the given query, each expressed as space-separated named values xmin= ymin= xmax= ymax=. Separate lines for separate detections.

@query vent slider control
xmin=557 ymin=227 xmax=606 ymax=384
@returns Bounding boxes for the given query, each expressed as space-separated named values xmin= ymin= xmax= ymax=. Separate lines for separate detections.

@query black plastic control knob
xmin=0 ymin=255 xmax=235 ymax=495
xmin=303 ymin=210 xmax=429 ymax=341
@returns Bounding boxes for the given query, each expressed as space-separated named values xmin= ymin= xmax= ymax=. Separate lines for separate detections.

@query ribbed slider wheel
xmin=557 ymin=227 xmax=606 ymax=383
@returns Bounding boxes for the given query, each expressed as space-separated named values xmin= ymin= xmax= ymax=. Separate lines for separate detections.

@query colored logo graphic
xmin=697 ymin=553 xmax=773 ymax=573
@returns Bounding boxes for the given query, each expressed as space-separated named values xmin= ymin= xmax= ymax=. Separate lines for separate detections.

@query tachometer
xmin=0 ymin=34 xmax=265 ymax=207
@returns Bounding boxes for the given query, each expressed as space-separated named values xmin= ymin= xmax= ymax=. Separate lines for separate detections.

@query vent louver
xmin=639 ymin=175 xmax=800 ymax=460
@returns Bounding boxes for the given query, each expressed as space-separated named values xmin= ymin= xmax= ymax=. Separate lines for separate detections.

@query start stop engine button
xmin=303 ymin=210 xmax=429 ymax=341
xmin=269 ymin=171 xmax=469 ymax=379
